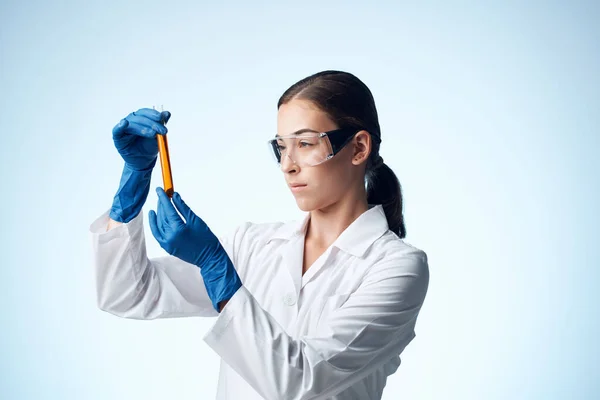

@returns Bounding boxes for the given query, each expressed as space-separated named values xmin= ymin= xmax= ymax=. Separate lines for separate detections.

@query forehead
xmin=277 ymin=99 xmax=338 ymax=135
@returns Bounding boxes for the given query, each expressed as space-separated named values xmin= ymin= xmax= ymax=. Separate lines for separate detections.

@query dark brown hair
xmin=277 ymin=70 xmax=406 ymax=238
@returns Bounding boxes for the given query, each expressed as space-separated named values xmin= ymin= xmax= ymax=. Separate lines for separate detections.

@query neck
xmin=305 ymin=186 xmax=369 ymax=248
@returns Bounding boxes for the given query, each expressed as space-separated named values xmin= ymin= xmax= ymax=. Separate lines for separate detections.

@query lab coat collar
xmin=267 ymin=204 xmax=389 ymax=258
xmin=266 ymin=214 xmax=310 ymax=242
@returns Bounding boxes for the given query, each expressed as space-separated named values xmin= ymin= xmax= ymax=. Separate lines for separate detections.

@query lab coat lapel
xmin=300 ymin=246 xmax=334 ymax=289
xmin=266 ymin=213 xmax=311 ymax=297
xmin=282 ymin=234 xmax=304 ymax=296
xmin=300 ymin=205 xmax=389 ymax=289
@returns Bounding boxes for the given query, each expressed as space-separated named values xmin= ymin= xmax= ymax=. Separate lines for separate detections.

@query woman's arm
xmin=90 ymin=209 xmax=234 ymax=319
xmin=203 ymin=253 xmax=429 ymax=400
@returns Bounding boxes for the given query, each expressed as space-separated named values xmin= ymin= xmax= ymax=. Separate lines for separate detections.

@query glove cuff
xmin=109 ymin=163 xmax=154 ymax=223
xmin=202 ymin=252 xmax=243 ymax=313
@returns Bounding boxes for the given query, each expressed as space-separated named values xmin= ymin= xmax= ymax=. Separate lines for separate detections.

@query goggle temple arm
xmin=326 ymin=128 xmax=362 ymax=156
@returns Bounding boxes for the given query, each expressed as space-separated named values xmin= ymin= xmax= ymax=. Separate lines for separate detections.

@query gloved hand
xmin=148 ymin=188 xmax=243 ymax=312
xmin=109 ymin=108 xmax=171 ymax=223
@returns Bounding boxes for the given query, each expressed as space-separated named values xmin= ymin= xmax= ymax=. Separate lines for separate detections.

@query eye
xmin=299 ymin=141 xmax=313 ymax=147
xmin=276 ymin=143 xmax=286 ymax=151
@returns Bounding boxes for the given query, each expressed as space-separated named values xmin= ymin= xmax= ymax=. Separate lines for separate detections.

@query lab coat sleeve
xmin=203 ymin=253 xmax=429 ymax=400
xmin=89 ymin=209 xmax=240 ymax=319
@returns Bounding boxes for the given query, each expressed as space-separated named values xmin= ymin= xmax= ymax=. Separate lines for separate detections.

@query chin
xmin=295 ymin=200 xmax=317 ymax=212
xmin=294 ymin=196 xmax=330 ymax=212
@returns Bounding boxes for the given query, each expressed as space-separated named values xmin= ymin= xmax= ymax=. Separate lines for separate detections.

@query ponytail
xmin=366 ymin=157 xmax=406 ymax=238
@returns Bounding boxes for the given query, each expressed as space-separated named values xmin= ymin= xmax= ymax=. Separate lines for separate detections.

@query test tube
xmin=154 ymin=105 xmax=174 ymax=198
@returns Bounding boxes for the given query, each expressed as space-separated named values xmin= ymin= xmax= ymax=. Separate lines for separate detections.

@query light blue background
xmin=1 ymin=1 xmax=598 ymax=399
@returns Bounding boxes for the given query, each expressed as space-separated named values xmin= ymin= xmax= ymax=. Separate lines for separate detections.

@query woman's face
xmin=277 ymin=99 xmax=369 ymax=212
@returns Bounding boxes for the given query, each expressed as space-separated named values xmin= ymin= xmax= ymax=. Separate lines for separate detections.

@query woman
xmin=90 ymin=70 xmax=430 ymax=400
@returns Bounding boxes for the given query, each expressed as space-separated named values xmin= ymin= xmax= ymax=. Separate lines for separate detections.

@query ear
xmin=351 ymin=130 xmax=372 ymax=166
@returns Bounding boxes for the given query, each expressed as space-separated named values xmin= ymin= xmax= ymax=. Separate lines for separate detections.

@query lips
xmin=289 ymin=183 xmax=308 ymax=193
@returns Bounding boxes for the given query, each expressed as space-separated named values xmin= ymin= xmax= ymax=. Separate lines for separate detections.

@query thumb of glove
xmin=172 ymin=192 xmax=195 ymax=224
xmin=161 ymin=111 xmax=172 ymax=125
xmin=112 ymin=118 xmax=130 ymax=137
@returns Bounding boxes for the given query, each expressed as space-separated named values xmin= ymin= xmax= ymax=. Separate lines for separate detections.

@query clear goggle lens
xmin=268 ymin=134 xmax=334 ymax=167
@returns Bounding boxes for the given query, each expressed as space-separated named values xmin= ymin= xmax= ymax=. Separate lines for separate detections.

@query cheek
xmin=310 ymin=164 xmax=352 ymax=199
xmin=324 ymin=154 xmax=354 ymax=187
xmin=319 ymin=171 xmax=346 ymax=191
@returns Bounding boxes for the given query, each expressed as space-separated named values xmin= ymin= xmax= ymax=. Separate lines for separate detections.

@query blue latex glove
xmin=148 ymin=188 xmax=243 ymax=312
xmin=110 ymin=108 xmax=171 ymax=223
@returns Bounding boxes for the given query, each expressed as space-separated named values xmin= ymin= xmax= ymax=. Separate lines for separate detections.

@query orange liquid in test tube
xmin=154 ymin=105 xmax=174 ymax=198
xmin=152 ymin=105 xmax=175 ymax=198
xmin=157 ymin=132 xmax=174 ymax=198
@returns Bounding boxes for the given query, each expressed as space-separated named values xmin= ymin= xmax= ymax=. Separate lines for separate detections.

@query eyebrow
xmin=275 ymin=128 xmax=319 ymax=138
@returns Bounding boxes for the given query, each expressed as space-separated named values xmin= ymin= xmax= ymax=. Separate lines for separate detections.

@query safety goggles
xmin=268 ymin=127 xmax=361 ymax=167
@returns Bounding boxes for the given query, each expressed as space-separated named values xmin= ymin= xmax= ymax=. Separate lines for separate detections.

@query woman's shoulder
xmin=359 ymin=234 xmax=430 ymax=304
xmin=374 ymin=231 xmax=428 ymax=261
xmin=365 ymin=231 xmax=429 ymax=280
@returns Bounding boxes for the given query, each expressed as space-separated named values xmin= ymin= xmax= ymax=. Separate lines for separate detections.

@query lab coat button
xmin=283 ymin=293 xmax=296 ymax=306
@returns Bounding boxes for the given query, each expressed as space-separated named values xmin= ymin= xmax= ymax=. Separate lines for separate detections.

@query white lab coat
xmin=89 ymin=204 xmax=429 ymax=400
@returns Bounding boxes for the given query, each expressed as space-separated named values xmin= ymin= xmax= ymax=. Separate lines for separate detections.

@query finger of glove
xmin=132 ymin=108 xmax=164 ymax=122
xmin=148 ymin=210 xmax=165 ymax=244
xmin=116 ymin=121 xmax=162 ymax=140
xmin=156 ymin=187 xmax=183 ymax=228
xmin=126 ymin=114 xmax=168 ymax=135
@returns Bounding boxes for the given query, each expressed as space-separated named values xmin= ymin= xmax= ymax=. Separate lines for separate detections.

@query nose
xmin=280 ymin=152 xmax=298 ymax=172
